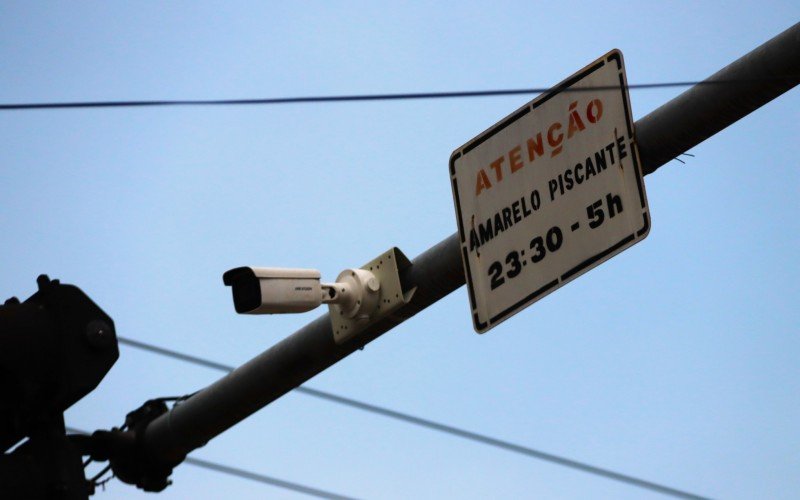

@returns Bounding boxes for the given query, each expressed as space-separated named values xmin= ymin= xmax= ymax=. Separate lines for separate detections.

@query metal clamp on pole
xmin=328 ymin=247 xmax=415 ymax=344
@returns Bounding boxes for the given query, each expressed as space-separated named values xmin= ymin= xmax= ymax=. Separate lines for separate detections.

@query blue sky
xmin=1 ymin=2 xmax=798 ymax=499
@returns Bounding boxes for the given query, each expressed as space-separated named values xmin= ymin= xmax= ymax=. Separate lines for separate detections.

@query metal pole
xmin=637 ymin=22 xmax=800 ymax=175
xmin=142 ymin=22 xmax=800 ymax=467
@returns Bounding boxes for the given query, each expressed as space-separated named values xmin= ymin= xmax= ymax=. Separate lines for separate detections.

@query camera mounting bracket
xmin=328 ymin=247 xmax=415 ymax=344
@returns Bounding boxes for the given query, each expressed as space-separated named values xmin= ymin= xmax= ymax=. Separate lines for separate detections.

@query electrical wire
xmin=88 ymin=463 xmax=113 ymax=489
xmin=0 ymin=78 xmax=789 ymax=111
xmin=117 ymin=336 xmax=708 ymax=499
xmin=65 ymin=427 xmax=356 ymax=500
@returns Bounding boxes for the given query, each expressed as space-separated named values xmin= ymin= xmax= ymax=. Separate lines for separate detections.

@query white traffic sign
xmin=450 ymin=50 xmax=650 ymax=333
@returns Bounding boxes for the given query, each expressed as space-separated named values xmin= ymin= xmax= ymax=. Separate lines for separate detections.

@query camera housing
xmin=222 ymin=267 xmax=325 ymax=314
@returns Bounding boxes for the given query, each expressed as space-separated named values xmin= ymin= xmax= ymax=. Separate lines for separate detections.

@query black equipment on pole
xmin=0 ymin=275 xmax=119 ymax=499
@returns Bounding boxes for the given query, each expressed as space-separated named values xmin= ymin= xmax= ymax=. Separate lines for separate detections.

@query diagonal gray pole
xmin=141 ymin=20 xmax=799 ymax=490
xmin=637 ymin=22 xmax=800 ymax=175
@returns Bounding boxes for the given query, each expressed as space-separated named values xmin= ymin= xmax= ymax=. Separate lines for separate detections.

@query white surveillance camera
xmin=223 ymin=267 xmax=328 ymax=314
xmin=223 ymin=266 xmax=382 ymax=317
xmin=222 ymin=248 xmax=413 ymax=343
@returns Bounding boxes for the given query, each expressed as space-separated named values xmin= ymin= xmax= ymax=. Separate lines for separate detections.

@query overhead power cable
xmin=66 ymin=427 xmax=356 ymax=500
xmin=117 ymin=336 xmax=708 ymax=499
xmin=0 ymin=78 xmax=790 ymax=111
